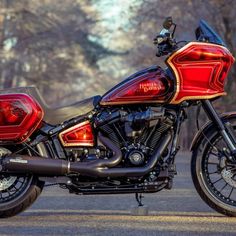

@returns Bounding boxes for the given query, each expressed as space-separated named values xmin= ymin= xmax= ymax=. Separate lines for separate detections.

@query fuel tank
xmin=100 ymin=66 xmax=174 ymax=106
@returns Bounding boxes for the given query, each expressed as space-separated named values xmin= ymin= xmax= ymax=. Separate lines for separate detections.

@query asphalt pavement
xmin=0 ymin=152 xmax=236 ymax=236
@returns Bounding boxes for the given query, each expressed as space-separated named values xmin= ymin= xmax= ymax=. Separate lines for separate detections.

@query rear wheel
xmin=191 ymin=121 xmax=236 ymax=216
xmin=0 ymin=148 xmax=43 ymax=218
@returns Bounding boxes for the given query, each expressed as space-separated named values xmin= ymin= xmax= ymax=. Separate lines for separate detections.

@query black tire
xmin=191 ymin=119 xmax=236 ymax=216
xmin=0 ymin=176 xmax=44 ymax=218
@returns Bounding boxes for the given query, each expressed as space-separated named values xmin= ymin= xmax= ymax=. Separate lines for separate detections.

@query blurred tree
xmin=0 ymin=0 xmax=121 ymax=105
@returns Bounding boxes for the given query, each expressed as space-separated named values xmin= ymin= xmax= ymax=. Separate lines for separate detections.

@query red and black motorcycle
xmin=0 ymin=17 xmax=235 ymax=217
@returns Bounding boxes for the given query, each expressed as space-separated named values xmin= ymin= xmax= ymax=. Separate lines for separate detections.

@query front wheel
xmin=191 ymin=121 xmax=236 ymax=216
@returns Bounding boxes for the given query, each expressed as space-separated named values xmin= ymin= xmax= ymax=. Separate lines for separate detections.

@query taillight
xmin=59 ymin=121 xmax=94 ymax=147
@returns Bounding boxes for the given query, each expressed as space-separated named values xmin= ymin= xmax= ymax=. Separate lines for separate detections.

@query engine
xmin=95 ymin=107 xmax=174 ymax=167
xmin=61 ymin=107 xmax=175 ymax=169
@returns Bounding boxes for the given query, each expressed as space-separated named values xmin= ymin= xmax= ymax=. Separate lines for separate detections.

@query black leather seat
xmin=0 ymin=87 xmax=101 ymax=125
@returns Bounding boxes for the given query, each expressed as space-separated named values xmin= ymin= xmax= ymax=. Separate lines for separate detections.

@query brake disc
xmin=220 ymin=157 xmax=236 ymax=188
xmin=221 ymin=168 xmax=236 ymax=188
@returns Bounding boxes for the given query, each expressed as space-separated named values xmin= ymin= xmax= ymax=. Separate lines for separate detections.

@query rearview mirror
xmin=163 ymin=17 xmax=173 ymax=30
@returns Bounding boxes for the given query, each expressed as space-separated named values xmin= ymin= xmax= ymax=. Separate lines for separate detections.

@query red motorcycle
xmin=0 ymin=17 xmax=235 ymax=218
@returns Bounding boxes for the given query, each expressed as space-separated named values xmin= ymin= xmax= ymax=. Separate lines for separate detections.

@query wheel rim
xmin=202 ymin=136 xmax=236 ymax=207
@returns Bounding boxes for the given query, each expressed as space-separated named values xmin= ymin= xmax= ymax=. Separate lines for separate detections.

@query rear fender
xmin=190 ymin=112 xmax=236 ymax=151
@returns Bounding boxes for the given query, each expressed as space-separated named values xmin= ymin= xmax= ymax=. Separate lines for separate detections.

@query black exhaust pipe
xmin=1 ymin=156 xmax=69 ymax=176
xmin=1 ymin=133 xmax=171 ymax=178
xmin=1 ymin=134 xmax=122 ymax=176
xmin=70 ymin=132 xmax=171 ymax=177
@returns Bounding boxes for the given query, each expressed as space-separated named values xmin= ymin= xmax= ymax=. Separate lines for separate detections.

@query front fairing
xmin=166 ymin=42 xmax=235 ymax=104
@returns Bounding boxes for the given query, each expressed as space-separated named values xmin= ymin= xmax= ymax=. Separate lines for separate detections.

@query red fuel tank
xmin=100 ymin=66 xmax=173 ymax=106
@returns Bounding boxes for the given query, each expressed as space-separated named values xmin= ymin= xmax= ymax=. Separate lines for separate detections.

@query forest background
xmin=0 ymin=0 xmax=235 ymax=149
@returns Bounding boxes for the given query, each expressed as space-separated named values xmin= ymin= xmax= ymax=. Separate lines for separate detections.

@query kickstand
xmin=131 ymin=193 xmax=149 ymax=215
xmin=135 ymin=193 xmax=144 ymax=207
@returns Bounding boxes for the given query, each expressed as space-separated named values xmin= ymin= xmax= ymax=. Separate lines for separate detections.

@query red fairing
xmin=100 ymin=67 xmax=173 ymax=105
xmin=59 ymin=121 xmax=94 ymax=147
xmin=167 ymin=42 xmax=235 ymax=104
xmin=0 ymin=94 xmax=43 ymax=143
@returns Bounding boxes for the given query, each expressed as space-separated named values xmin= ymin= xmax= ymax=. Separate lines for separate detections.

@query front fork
xmin=202 ymin=100 xmax=236 ymax=157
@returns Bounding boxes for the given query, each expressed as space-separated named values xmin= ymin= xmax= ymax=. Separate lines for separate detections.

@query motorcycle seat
xmin=0 ymin=87 xmax=101 ymax=125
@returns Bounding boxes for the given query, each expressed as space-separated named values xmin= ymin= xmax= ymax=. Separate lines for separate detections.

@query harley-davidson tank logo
xmin=139 ymin=82 xmax=160 ymax=93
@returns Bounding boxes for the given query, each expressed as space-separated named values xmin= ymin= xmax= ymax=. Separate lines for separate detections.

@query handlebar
xmin=154 ymin=32 xmax=177 ymax=57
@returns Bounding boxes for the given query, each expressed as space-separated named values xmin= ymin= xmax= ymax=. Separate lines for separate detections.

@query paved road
xmin=0 ymin=152 xmax=236 ymax=236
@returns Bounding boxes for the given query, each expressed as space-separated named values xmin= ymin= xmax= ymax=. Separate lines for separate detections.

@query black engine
xmin=64 ymin=107 xmax=175 ymax=170
xmin=95 ymin=107 xmax=175 ymax=167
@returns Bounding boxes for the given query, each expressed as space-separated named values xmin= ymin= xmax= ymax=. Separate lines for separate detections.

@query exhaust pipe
xmin=1 ymin=134 xmax=122 ymax=176
xmin=70 ymin=132 xmax=171 ymax=177
xmin=1 ymin=133 xmax=171 ymax=178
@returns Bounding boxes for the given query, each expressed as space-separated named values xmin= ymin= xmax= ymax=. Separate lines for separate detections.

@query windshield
xmin=195 ymin=20 xmax=226 ymax=46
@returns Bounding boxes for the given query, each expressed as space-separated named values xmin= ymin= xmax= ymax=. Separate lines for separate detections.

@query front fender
xmin=190 ymin=112 xmax=236 ymax=151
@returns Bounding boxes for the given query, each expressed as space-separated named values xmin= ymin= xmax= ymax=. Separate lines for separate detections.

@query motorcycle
xmin=0 ymin=17 xmax=235 ymax=218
